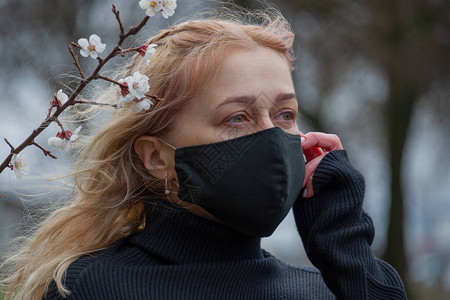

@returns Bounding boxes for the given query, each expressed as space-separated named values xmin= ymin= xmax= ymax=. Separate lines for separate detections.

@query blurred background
xmin=0 ymin=0 xmax=449 ymax=299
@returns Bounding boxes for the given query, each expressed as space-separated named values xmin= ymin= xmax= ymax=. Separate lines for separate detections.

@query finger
xmin=300 ymin=174 xmax=314 ymax=198
xmin=298 ymin=130 xmax=324 ymax=162
xmin=302 ymin=153 xmax=326 ymax=188
xmin=297 ymin=130 xmax=321 ymax=163
xmin=302 ymin=132 xmax=343 ymax=152
xmin=303 ymin=146 xmax=324 ymax=162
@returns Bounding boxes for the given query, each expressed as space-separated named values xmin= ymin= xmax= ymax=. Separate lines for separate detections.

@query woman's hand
xmin=299 ymin=131 xmax=344 ymax=198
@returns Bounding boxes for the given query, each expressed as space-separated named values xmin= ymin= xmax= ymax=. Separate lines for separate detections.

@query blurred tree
xmin=269 ymin=0 xmax=450 ymax=298
xmin=0 ymin=0 xmax=94 ymax=92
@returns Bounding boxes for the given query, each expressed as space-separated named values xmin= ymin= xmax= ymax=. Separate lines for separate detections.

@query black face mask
xmin=162 ymin=127 xmax=305 ymax=237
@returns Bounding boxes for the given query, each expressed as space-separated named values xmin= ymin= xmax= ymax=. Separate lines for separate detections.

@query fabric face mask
xmin=159 ymin=127 xmax=305 ymax=237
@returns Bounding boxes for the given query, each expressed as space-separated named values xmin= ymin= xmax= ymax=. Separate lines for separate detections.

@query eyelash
xmin=225 ymin=110 xmax=296 ymax=126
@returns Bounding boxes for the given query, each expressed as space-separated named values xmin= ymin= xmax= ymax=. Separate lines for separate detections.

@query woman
xmin=1 ymin=3 xmax=406 ymax=300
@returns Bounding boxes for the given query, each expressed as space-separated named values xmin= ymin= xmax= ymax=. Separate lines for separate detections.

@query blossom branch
xmin=68 ymin=45 xmax=85 ymax=79
xmin=32 ymin=142 xmax=57 ymax=159
xmin=0 ymin=4 xmax=152 ymax=174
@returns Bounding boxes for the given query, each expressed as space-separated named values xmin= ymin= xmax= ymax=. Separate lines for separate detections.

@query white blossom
xmin=139 ymin=0 xmax=162 ymax=17
xmin=48 ymin=137 xmax=65 ymax=149
xmin=117 ymin=79 xmax=134 ymax=108
xmin=69 ymin=126 xmax=82 ymax=142
xmin=10 ymin=154 xmax=29 ymax=180
xmin=48 ymin=126 xmax=82 ymax=151
xmin=78 ymin=34 xmax=106 ymax=59
xmin=128 ymin=71 xmax=150 ymax=100
xmin=117 ymin=72 xmax=151 ymax=111
xmin=139 ymin=0 xmax=176 ymax=18
xmin=143 ymin=44 xmax=158 ymax=65
xmin=56 ymin=89 xmax=68 ymax=104
xmin=160 ymin=0 xmax=177 ymax=19
xmin=133 ymin=99 xmax=153 ymax=112
xmin=117 ymin=71 xmax=150 ymax=102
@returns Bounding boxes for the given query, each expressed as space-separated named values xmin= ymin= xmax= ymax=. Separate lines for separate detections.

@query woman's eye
xmin=228 ymin=114 xmax=246 ymax=123
xmin=278 ymin=111 xmax=294 ymax=121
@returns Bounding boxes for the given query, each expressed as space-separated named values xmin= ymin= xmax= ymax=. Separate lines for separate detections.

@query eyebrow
xmin=216 ymin=92 xmax=297 ymax=109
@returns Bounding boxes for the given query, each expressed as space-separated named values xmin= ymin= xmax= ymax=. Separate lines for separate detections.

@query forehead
xmin=192 ymin=46 xmax=294 ymax=111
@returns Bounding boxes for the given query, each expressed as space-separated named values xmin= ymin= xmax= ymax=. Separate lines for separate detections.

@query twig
xmin=75 ymin=100 xmax=118 ymax=108
xmin=96 ymin=75 xmax=127 ymax=88
xmin=121 ymin=47 xmax=142 ymax=55
xmin=112 ymin=4 xmax=125 ymax=37
xmin=47 ymin=94 xmax=61 ymax=118
xmin=125 ymin=16 xmax=150 ymax=38
xmin=47 ymin=103 xmax=53 ymax=119
xmin=4 ymin=138 xmax=14 ymax=150
xmin=69 ymin=45 xmax=85 ymax=79
xmin=54 ymin=119 xmax=65 ymax=132
xmin=32 ymin=142 xmax=57 ymax=159
xmin=71 ymin=42 xmax=81 ymax=49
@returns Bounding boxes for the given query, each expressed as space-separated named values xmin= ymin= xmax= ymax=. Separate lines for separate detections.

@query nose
xmin=252 ymin=113 xmax=275 ymax=132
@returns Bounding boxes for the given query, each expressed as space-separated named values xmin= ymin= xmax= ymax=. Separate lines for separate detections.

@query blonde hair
xmin=1 ymin=2 xmax=295 ymax=299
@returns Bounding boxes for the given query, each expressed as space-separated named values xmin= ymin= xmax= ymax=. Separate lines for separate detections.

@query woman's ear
xmin=133 ymin=135 xmax=175 ymax=180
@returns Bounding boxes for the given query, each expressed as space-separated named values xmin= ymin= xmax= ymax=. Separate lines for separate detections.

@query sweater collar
xmin=128 ymin=198 xmax=264 ymax=264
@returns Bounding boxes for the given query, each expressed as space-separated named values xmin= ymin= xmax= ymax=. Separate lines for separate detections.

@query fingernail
xmin=302 ymin=188 xmax=308 ymax=198
xmin=301 ymin=137 xmax=305 ymax=143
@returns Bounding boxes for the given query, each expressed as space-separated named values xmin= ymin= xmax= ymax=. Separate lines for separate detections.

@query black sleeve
xmin=41 ymin=256 xmax=93 ymax=300
xmin=42 ymin=280 xmax=66 ymax=300
xmin=293 ymin=150 xmax=407 ymax=300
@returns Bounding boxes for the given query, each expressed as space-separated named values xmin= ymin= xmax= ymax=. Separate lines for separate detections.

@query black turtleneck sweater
xmin=43 ymin=150 xmax=406 ymax=299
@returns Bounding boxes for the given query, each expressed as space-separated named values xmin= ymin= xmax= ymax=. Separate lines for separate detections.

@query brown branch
xmin=75 ymin=100 xmax=118 ymax=108
xmin=122 ymin=47 xmax=141 ymax=55
xmin=71 ymin=42 xmax=81 ymax=49
xmin=96 ymin=75 xmax=127 ymax=88
xmin=47 ymin=103 xmax=53 ymax=119
xmin=4 ymin=138 xmax=14 ymax=150
xmin=69 ymin=45 xmax=85 ymax=79
xmin=32 ymin=142 xmax=57 ymax=159
xmin=54 ymin=118 xmax=65 ymax=132
xmin=125 ymin=16 xmax=150 ymax=38
xmin=112 ymin=4 xmax=125 ymax=37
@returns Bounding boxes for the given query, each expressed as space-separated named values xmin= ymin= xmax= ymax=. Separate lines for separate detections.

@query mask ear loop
xmin=154 ymin=136 xmax=176 ymax=150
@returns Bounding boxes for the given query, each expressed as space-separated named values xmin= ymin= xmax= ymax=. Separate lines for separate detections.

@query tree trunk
xmin=384 ymin=69 xmax=418 ymax=299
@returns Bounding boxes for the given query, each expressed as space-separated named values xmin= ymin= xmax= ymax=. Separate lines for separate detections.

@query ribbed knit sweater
xmin=43 ymin=150 xmax=406 ymax=299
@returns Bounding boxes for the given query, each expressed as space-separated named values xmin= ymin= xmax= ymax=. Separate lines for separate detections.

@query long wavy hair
xmin=0 ymin=2 xmax=295 ymax=299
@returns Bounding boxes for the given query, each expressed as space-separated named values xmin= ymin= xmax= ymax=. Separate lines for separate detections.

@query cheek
xmin=172 ymin=126 xmax=222 ymax=148
xmin=280 ymin=122 xmax=300 ymax=135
